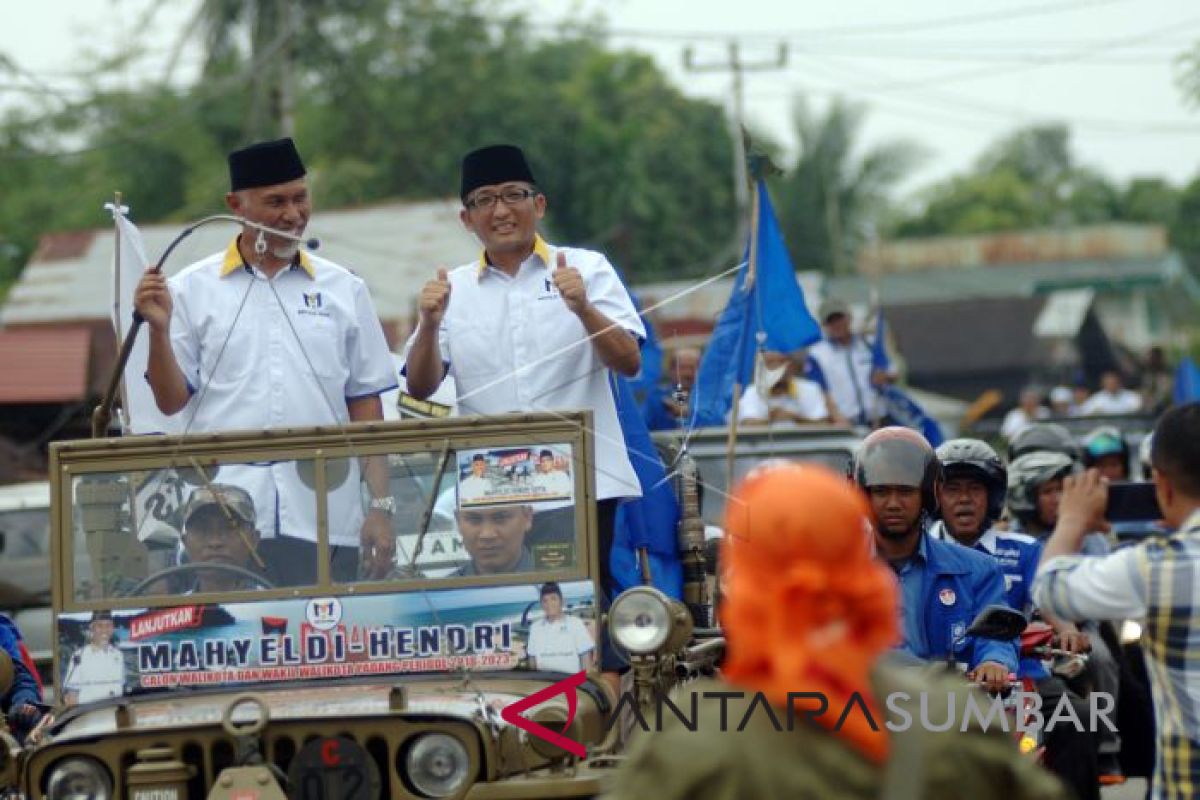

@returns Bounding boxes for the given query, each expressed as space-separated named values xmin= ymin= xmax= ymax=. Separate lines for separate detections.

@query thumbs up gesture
xmin=419 ymin=267 xmax=451 ymax=326
xmin=551 ymin=251 xmax=588 ymax=315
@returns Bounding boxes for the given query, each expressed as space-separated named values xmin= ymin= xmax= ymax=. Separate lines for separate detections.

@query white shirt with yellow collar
xmin=406 ymin=237 xmax=645 ymax=500
xmin=164 ymin=239 xmax=396 ymax=544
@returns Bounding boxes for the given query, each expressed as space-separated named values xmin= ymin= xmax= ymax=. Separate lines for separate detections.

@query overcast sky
xmin=2 ymin=0 xmax=1197 ymax=197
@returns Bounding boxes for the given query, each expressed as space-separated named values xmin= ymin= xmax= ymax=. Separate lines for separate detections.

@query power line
xmin=534 ymin=0 xmax=1133 ymax=42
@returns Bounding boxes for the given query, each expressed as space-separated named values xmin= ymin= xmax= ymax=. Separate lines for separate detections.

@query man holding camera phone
xmin=1035 ymin=402 xmax=1200 ymax=800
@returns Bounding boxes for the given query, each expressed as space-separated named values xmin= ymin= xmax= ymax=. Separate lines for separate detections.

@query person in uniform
xmin=605 ymin=463 xmax=1065 ymax=800
xmin=526 ymin=582 xmax=594 ymax=672
xmin=854 ymin=427 xmax=1016 ymax=692
xmin=63 ymin=611 xmax=125 ymax=706
xmin=932 ymin=439 xmax=1099 ymax=799
xmin=133 ymin=138 xmax=398 ymax=582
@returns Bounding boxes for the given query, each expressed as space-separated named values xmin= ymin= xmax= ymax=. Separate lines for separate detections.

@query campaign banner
xmin=456 ymin=444 xmax=575 ymax=508
xmin=59 ymin=580 xmax=596 ymax=704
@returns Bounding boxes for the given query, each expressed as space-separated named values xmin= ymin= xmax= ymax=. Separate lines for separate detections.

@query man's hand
xmin=1055 ymin=625 xmax=1092 ymax=655
xmin=360 ymin=511 xmax=396 ymax=579
xmin=870 ymin=368 xmax=892 ymax=387
xmin=1059 ymin=469 xmax=1110 ymax=536
xmin=134 ymin=270 xmax=173 ymax=331
xmin=972 ymin=661 xmax=1011 ymax=694
xmin=552 ymin=251 xmax=588 ymax=315
xmin=418 ymin=267 xmax=451 ymax=327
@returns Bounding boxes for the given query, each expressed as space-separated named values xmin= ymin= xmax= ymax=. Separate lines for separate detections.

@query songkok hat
xmin=460 ymin=144 xmax=536 ymax=200
xmin=184 ymin=484 xmax=256 ymax=528
xmin=228 ymin=138 xmax=307 ymax=192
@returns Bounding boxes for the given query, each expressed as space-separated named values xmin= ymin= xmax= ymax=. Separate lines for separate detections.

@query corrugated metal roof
xmin=0 ymin=199 xmax=480 ymax=326
xmin=826 ymin=253 xmax=1190 ymax=306
xmin=0 ymin=327 xmax=91 ymax=402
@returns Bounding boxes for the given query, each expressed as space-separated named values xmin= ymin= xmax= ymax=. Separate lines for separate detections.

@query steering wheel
xmin=122 ymin=563 xmax=276 ymax=597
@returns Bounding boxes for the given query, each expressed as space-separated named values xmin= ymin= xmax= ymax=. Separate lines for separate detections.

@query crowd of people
xmin=1001 ymin=360 xmax=1174 ymax=442
xmin=612 ymin=404 xmax=1200 ymax=800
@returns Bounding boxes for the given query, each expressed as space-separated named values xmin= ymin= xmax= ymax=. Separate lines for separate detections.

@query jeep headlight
xmin=609 ymin=586 xmax=692 ymax=655
xmin=405 ymin=733 xmax=469 ymax=798
xmin=46 ymin=757 xmax=113 ymax=800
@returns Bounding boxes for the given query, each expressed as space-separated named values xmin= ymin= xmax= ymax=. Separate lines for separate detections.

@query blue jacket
xmin=931 ymin=522 xmax=1044 ymax=678
xmin=900 ymin=530 xmax=1018 ymax=673
xmin=0 ymin=615 xmax=42 ymax=718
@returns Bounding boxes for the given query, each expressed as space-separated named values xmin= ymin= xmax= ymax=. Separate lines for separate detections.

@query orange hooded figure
xmin=721 ymin=462 xmax=901 ymax=763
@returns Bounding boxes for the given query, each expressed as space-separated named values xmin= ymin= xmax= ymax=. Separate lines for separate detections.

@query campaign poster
xmin=456 ymin=445 xmax=574 ymax=508
xmin=57 ymin=580 xmax=596 ymax=701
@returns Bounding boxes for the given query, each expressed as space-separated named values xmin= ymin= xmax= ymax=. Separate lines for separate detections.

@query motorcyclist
xmin=933 ymin=438 xmax=1098 ymax=799
xmin=1008 ymin=423 xmax=1084 ymax=465
xmin=854 ymin=427 xmax=1016 ymax=691
xmin=1082 ymin=426 xmax=1131 ymax=482
xmin=1008 ymin=450 xmax=1125 ymax=786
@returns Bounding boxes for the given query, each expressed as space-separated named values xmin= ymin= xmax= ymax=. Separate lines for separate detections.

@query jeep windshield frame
xmin=49 ymin=412 xmax=600 ymax=696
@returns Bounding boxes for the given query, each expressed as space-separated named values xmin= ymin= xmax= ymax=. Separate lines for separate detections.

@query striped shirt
xmin=1034 ymin=509 xmax=1200 ymax=800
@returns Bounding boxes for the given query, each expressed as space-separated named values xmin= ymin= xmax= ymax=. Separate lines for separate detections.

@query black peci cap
xmin=460 ymin=144 xmax=536 ymax=200
xmin=228 ymin=137 xmax=307 ymax=192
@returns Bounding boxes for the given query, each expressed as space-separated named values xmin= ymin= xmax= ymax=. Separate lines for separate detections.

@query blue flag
xmin=623 ymin=286 xmax=663 ymax=422
xmin=871 ymin=308 xmax=892 ymax=372
xmin=881 ymin=385 xmax=945 ymax=447
xmin=610 ymin=373 xmax=683 ymax=598
xmin=1174 ymin=356 xmax=1200 ymax=405
xmin=691 ymin=180 xmax=822 ymax=427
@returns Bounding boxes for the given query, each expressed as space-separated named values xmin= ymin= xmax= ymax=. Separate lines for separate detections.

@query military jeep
xmin=19 ymin=411 xmax=703 ymax=800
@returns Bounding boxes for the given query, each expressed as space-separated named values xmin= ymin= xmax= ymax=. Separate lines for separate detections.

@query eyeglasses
xmin=465 ymin=188 xmax=537 ymax=211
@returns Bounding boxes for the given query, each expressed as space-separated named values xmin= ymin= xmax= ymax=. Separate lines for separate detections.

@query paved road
xmin=1103 ymin=777 xmax=1146 ymax=799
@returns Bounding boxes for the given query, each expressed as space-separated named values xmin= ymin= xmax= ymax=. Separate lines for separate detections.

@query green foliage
xmin=894 ymin=124 xmax=1186 ymax=238
xmin=1172 ymin=176 xmax=1200 ymax=271
xmin=0 ymin=0 xmax=735 ymax=294
xmin=772 ymin=96 xmax=924 ymax=273
xmin=1178 ymin=44 xmax=1200 ymax=109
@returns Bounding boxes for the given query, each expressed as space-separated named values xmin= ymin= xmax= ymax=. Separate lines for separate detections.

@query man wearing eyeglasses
xmin=404 ymin=144 xmax=645 ymax=684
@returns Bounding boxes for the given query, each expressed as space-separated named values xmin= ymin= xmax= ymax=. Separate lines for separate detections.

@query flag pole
xmin=725 ymin=176 xmax=761 ymax=492
xmin=110 ymin=192 xmax=133 ymax=434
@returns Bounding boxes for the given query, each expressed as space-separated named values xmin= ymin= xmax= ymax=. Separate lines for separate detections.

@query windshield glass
xmin=54 ymin=419 xmax=598 ymax=703
xmin=70 ymin=443 xmax=583 ymax=602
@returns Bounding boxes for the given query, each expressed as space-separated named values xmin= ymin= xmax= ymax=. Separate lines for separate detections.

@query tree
xmin=1178 ymin=43 xmax=1200 ymax=108
xmin=896 ymin=124 xmax=1125 ymax=236
xmin=1173 ymin=176 xmax=1200 ymax=271
xmin=772 ymin=96 xmax=923 ymax=274
xmin=0 ymin=0 xmax=738 ymax=292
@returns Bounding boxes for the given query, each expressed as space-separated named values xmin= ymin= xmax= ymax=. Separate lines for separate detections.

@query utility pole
xmin=684 ymin=41 xmax=788 ymax=249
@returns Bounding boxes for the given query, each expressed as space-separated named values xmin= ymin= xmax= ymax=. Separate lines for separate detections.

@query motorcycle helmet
xmin=1006 ymin=451 xmax=1078 ymax=526
xmin=1007 ymin=422 xmax=1083 ymax=465
xmin=1083 ymin=425 xmax=1130 ymax=472
xmin=851 ymin=426 xmax=941 ymax=515
xmin=935 ymin=438 xmax=1007 ymax=525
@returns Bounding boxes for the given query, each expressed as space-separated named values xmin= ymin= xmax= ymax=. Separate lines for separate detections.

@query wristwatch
xmin=368 ymin=496 xmax=396 ymax=516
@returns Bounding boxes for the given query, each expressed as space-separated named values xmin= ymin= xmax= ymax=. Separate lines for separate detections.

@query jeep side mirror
xmin=966 ymin=605 xmax=1026 ymax=641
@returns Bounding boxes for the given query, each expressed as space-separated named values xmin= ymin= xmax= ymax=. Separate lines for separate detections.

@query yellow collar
xmin=476 ymin=235 xmax=551 ymax=276
xmin=220 ymin=237 xmax=314 ymax=278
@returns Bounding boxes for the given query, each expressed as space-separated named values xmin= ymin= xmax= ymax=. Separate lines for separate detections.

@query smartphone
xmin=1107 ymin=482 xmax=1162 ymax=522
